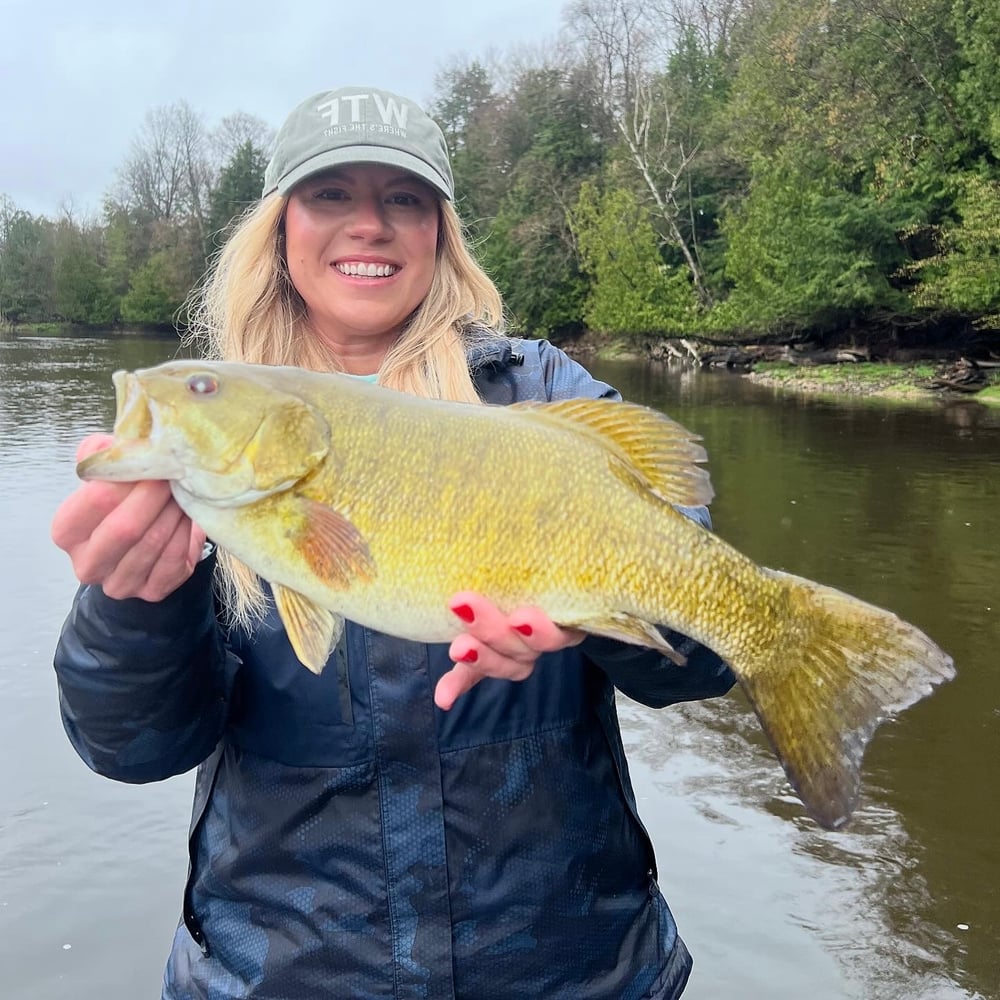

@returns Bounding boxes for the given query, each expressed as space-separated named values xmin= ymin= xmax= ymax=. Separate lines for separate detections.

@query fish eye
xmin=187 ymin=373 xmax=219 ymax=395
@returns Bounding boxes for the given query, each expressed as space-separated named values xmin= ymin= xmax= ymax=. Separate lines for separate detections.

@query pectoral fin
xmin=294 ymin=499 xmax=376 ymax=587
xmin=273 ymin=584 xmax=345 ymax=674
xmin=564 ymin=612 xmax=688 ymax=665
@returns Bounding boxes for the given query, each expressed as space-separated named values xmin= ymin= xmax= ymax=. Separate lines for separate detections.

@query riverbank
xmin=745 ymin=360 xmax=1000 ymax=405
xmin=557 ymin=330 xmax=1000 ymax=406
xmin=2 ymin=321 xmax=177 ymax=338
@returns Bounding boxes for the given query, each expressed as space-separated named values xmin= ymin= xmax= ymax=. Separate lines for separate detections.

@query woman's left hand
xmin=435 ymin=591 xmax=585 ymax=710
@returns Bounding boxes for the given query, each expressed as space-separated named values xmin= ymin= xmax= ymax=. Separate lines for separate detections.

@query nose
xmin=345 ymin=194 xmax=392 ymax=240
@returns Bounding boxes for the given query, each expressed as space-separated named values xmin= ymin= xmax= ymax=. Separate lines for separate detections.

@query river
xmin=1 ymin=332 xmax=997 ymax=999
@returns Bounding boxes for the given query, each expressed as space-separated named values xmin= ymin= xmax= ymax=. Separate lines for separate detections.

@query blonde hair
xmin=183 ymin=190 xmax=507 ymax=628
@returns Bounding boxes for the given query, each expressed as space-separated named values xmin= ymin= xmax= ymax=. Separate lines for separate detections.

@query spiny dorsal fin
xmin=510 ymin=397 xmax=713 ymax=507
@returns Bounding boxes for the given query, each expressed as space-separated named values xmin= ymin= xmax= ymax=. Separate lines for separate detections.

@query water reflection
xmin=589 ymin=358 xmax=999 ymax=999
xmin=0 ymin=338 xmax=995 ymax=999
xmin=0 ymin=331 xmax=196 ymax=1000
xmin=0 ymin=332 xmax=189 ymax=426
xmin=619 ymin=696 xmax=977 ymax=1000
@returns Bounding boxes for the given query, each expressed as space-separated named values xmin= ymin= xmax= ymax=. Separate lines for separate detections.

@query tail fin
xmin=738 ymin=569 xmax=955 ymax=830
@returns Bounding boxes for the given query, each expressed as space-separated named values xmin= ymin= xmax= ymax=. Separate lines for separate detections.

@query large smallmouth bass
xmin=78 ymin=360 xmax=955 ymax=830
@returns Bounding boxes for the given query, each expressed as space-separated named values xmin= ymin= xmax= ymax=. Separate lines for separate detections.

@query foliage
xmin=448 ymin=62 xmax=608 ymax=336
xmin=573 ymin=182 xmax=698 ymax=335
xmin=120 ymin=246 xmax=193 ymax=326
xmin=52 ymin=218 xmax=117 ymax=325
xmin=901 ymin=174 xmax=1000 ymax=314
xmin=433 ymin=60 xmax=507 ymax=231
xmin=0 ymin=204 xmax=54 ymax=324
xmin=482 ymin=204 xmax=589 ymax=338
xmin=206 ymin=139 xmax=269 ymax=251
xmin=2 ymin=0 xmax=998 ymax=341
xmin=952 ymin=0 xmax=1000 ymax=157
xmin=717 ymin=155 xmax=910 ymax=333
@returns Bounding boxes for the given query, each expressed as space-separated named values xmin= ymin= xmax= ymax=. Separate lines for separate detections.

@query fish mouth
xmin=76 ymin=371 xmax=176 ymax=482
xmin=111 ymin=370 xmax=154 ymax=439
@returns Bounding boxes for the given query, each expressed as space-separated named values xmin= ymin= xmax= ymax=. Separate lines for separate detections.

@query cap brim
xmin=270 ymin=145 xmax=452 ymax=201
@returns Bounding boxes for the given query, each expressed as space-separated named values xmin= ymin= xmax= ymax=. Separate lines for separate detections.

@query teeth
xmin=336 ymin=262 xmax=398 ymax=277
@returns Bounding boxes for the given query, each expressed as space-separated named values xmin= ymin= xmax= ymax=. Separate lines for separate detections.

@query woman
xmin=51 ymin=86 xmax=734 ymax=999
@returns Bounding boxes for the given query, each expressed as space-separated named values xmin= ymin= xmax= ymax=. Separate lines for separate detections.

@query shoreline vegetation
xmin=3 ymin=0 xmax=999 ymax=363
xmin=557 ymin=328 xmax=1000 ymax=406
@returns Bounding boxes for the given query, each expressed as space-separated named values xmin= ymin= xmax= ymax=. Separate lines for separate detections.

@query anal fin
xmin=565 ymin=612 xmax=687 ymax=666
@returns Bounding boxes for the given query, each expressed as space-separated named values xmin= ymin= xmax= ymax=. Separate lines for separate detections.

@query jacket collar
xmin=466 ymin=334 xmax=524 ymax=374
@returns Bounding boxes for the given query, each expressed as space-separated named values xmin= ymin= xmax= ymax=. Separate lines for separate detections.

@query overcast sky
xmin=1 ymin=0 xmax=568 ymax=219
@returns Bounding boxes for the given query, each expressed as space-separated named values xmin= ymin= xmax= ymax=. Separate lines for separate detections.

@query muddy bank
xmin=554 ymin=330 xmax=1000 ymax=405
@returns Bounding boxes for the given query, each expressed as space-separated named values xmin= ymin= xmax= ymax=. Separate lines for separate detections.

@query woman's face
xmin=284 ymin=163 xmax=440 ymax=360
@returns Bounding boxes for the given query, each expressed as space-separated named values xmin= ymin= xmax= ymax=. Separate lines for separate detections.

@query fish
xmin=77 ymin=359 xmax=955 ymax=830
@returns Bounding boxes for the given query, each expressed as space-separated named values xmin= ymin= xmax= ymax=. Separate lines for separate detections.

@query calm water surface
xmin=1 ymin=334 xmax=997 ymax=999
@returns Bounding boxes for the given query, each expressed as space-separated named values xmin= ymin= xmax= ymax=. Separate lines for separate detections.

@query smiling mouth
xmin=335 ymin=262 xmax=399 ymax=277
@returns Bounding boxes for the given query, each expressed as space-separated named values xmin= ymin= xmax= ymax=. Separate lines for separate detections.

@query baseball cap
xmin=263 ymin=86 xmax=454 ymax=201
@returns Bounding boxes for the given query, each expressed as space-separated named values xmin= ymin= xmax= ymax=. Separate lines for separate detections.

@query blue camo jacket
xmin=53 ymin=338 xmax=736 ymax=1000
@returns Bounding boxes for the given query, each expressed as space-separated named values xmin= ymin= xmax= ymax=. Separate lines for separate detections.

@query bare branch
xmin=114 ymin=101 xmax=213 ymax=232
xmin=211 ymin=112 xmax=276 ymax=168
xmin=565 ymin=0 xmax=712 ymax=303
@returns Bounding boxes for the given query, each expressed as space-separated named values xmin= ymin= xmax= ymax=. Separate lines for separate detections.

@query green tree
xmin=119 ymin=248 xmax=187 ymax=325
xmin=713 ymin=0 xmax=999 ymax=334
xmin=717 ymin=155 xmax=909 ymax=333
xmin=433 ymin=59 xmax=507 ymax=230
xmin=573 ymin=181 xmax=698 ymax=335
xmin=661 ymin=25 xmax=742 ymax=301
xmin=120 ymin=219 xmax=203 ymax=327
xmin=51 ymin=218 xmax=117 ymax=325
xmin=206 ymin=138 xmax=269 ymax=249
xmin=101 ymin=202 xmax=150 ymax=310
xmin=483 ymin=198 xmax=590 ymax=338
xmin=953 ymin=0 xmax=1000 ymax=157
xmin=902 ymin=174 xmax=1000 ymax=316
xmin=483 ymin=65 xmax=609 ymax=336
xmin=0 ymin=202 xmax=54 ymax=323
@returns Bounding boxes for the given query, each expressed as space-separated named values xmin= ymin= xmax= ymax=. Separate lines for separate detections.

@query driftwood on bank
xmin=650 ymin=339 xmax=867 ymax=370
xmin=655 ymin=340 xmax=999 ymax=399
xmin=559 ymin=329 xmax=999 ymax=397
xmin=928 ymin=357 xmax=990 ymax=393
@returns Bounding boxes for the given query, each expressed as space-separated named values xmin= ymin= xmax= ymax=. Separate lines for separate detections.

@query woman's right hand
xmin=51 ymin=434 xmax=206 ymax=602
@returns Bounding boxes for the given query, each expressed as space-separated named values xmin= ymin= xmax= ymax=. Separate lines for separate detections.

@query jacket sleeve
xmin=582 ymin=633 xmax=735 ymax=708
xmin=537 ymin=339 xmax=737 ymax=706
xmin=52 ymin=554 xmax=236 ymax=783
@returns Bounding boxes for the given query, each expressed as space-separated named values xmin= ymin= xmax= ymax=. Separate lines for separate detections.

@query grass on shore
xmin=749 ymin=361 xmax=945 ymax=399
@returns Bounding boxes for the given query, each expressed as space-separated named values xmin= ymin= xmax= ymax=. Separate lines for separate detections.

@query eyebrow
xmin=310 ymin=168 xmax=430 ymax=189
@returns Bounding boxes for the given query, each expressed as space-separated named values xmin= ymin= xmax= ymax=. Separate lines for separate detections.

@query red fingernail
xmin=456 ymin=649 xmax=478 ymax=663
xmin=513 ymin=623 xmax=533 ymax=637
xmin=451 ymin=603 xmax=475 ymax=623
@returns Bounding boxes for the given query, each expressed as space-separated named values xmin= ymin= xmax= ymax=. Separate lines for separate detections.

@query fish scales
xmin=78 ymin=360 xmax=955 ymax=830
xmin=250 ymin=374 xmax=698 ymax=640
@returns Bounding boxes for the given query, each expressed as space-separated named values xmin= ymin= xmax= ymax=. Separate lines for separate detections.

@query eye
xmin=388 ymin=191 xmax=421 ymax=207
xmin=187 ymin=373 xmax=219 ymax=395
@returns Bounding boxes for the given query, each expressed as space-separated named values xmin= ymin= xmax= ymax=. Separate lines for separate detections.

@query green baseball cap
xmin=263 ymin=86 xmax=454 ymax=201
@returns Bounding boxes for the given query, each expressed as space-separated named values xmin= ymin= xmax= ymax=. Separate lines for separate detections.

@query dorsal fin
xmin=510 ymin=397 xmax=713 ymax=507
